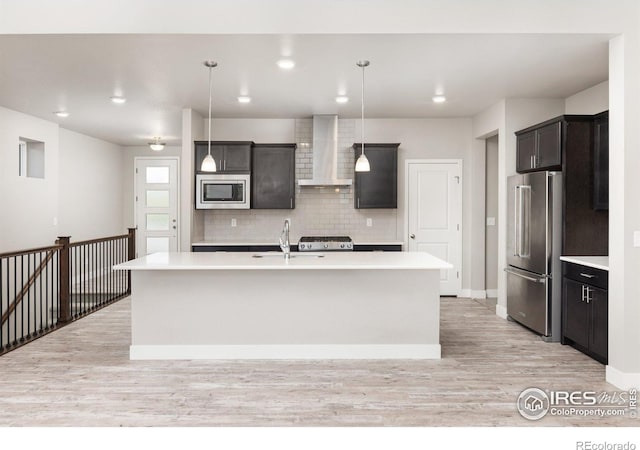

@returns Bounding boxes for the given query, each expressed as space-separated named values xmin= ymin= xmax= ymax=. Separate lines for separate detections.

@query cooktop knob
xmin=324 ymin=244 xmax=329 ymax=249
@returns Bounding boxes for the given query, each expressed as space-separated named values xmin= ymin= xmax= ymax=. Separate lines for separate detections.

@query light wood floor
xmin=0 ymin=296 xmax=635 ymax=426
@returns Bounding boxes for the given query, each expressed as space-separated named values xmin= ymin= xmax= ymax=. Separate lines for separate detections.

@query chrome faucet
xmin=279 ymin=219 xmax=291 ymax=260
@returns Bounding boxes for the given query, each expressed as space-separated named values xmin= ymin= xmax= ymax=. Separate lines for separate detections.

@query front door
xmin=134 ymin=158 xmax=179 ymax=256
xmin=406 ymin=160 xmax=462 ymax=295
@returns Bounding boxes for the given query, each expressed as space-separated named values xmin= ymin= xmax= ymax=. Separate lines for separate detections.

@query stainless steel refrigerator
xmin=506 ymin=171 xmax=562 ymax=341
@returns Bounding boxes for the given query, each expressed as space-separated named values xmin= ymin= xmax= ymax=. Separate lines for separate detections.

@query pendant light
xmin=355 ymin=60 xmax=371 ymax=172
xmin=201 ymin=60 xmax=218 ymax=172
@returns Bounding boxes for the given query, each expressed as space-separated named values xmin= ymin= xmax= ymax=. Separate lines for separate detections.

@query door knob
xmin=410 ymin=234 xmax=416 ymax=239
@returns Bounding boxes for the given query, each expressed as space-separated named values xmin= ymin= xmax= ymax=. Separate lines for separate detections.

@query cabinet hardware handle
xmin=581 ymin=285 xmax=586 ymax=302
xmin=530 ymin=155 xmax=534 ymax=168
xmin=586 ymin=286 xmax=593 ymax=304
xmin=290 ymin=198 xmax=293 ymax=208
xmin=357 ymin=198 xmax=360 ymax=208
xmin=580 ymin=273 xmax=595 ymax=279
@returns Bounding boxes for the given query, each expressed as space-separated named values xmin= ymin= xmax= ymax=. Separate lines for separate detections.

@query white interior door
xmin=135 ymin=158 xmax=179 ymax=256
xmin=406 ymin=160 xmax=462 ymax=295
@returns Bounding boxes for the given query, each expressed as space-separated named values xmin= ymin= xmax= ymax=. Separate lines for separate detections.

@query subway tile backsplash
xmin=202 ymin=118 xmax=398 ymax=243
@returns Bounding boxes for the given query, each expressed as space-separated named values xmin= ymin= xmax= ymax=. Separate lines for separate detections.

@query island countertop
xmin=115 ymin=251 xmax=452 ymax=271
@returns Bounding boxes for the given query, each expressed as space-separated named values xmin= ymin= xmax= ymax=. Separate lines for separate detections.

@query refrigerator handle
xmin=519 ymin=185 xmax=531 ymax=257
xmin=514 ymin=186 xmax=520 ymax=257
xmin=504 ymin=268 xmax=545 ymax=283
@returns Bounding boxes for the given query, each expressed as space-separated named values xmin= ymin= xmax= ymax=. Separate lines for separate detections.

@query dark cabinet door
xmin=562 ymin=278 xmax=590 ymax=349
xmin=353 ymin=143 xmax=399 ymax=209
xmin=515 ymin=120 xmax=562 ymax=173
xmin=536 ymin=121 xmax=562 ymax=169
xmin=195 ymin=142 xmax=224 ymax=173
xmin=589 ymin=286 xmax=608 ymax=361
xmin=223 ymin=143 xmax=252 ymax=173
xmin=194 ymin=141 xmax=251 ymax=173
xmin=593 ymin=112 xmax=609 ymax=210
xmin=252 ymin=144 xmax=296 ymax=209
xmin=516 ymin=131 xmax=536 ymax=172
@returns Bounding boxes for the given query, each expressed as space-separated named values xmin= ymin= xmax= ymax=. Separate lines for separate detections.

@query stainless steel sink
xmin=251 ymin=253 xmax=324 ymax=259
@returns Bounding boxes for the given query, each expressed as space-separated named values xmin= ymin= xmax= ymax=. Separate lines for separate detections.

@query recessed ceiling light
xmin=54 ymin=111 xmax=69 ymax=118
xmin=336 ymin=96 xmax=349 ymax=104
xmin=110 ymin=96 xmax=126 ymax=104
xmin=432 ymin=95 xmax=447 ymax=103
xmin=277 ymin=59 xmax=295 ymax=70
xmin=237 ymin=96 xmax=251 ymax=103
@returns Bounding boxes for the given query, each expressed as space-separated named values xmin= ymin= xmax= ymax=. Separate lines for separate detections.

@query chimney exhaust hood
xmin=298 ymin=115 xmax=352 ymax=186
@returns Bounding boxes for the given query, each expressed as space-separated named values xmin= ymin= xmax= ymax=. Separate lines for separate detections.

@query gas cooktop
xmin=298 ymin=236 xmax=353 ymax=251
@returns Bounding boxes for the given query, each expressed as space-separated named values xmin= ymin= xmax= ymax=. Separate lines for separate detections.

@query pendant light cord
xmin=361 ymin=63 xmax=365 ymax=158
xmin=207 ymin=65 xmax=212 ymax=157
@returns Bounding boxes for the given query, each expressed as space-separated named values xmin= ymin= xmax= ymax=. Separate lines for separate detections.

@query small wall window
xmin=18 ymin=137 xmax=45 ymax=179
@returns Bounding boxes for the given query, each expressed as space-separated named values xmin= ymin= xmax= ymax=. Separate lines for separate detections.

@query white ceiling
xmin=0 ymin=34 xmax=609 ymax=146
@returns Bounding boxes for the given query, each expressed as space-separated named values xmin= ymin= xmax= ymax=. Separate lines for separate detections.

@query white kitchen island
xmin=114 ymin=251 xmax=451 ymax=360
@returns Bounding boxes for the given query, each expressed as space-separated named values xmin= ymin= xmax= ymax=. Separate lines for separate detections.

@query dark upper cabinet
xmin=561 ymin=262 xmax=608 ymax=364
xmin=516 ymin=120 xmax=562 ymax=172
xmin=194 ymin=141 xmax=252 ymax=174
xmin=251 ymin=144 xmax=296 ymax=209
xmin=593 ymin=111 xmax=609 ymax=210
xmin=353 ymin=143 xmax=399 ymax=209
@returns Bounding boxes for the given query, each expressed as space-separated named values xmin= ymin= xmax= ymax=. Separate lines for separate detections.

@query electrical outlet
xmin=231 ymin=218 xmax=237 ymax=227
xmin=486 ymin=217 xmax=496 ymax=226
xmin=366 ymin=218 xmax=373 ymax=227
xmin=53 ymin=217 xmax=58 ymax=226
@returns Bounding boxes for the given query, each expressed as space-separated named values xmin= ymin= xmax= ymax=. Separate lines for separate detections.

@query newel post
xmin=56 ymin=236 xmax=71 ymax=324
xmin=126 ymin=228 xmax=136 ymax=295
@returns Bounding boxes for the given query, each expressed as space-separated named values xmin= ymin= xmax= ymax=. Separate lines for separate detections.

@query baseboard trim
xmin=606 ymin=365 xmax=640 ymax=389
xmin=130 ymin=344 xmax=442 ymax=360
xmin=458 ymin=289 xmax=471 ymax=298
xmin=486 ymin=289 xmax=498 ymax=298
xmin=496 ymin=304 xmax=508 ymax=319
xmin=470 ymin=290 xmax=487 ymax=299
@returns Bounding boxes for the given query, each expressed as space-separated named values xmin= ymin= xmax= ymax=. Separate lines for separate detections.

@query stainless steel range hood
xmin=298 ymin=115 xmax=352 ymax=186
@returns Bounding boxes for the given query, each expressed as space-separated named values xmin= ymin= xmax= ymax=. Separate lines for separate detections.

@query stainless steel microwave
xmin=195 ymin=174 xmax=251 ymax=209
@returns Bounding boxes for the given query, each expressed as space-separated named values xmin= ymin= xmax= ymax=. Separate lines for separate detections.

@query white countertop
xmin=191 ymin=241 xmax=404 ymax=246
xmin=560 ymin=256 xmax=609 ymax=271
xmin=115 ymin=251 xmax=451 ymax=271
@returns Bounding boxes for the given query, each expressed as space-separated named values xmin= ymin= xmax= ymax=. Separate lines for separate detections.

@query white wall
xmin=181 ymin=109 xmax=204 ymax=250
xmin=58 ymin=129 xmax=125 ymax=241
xmin=0 ymin=106 xmax=59 ymax=252
xmin=485 ymin=135 xmax=499 ymax=293
xmin=565 ymin=81 xmax=609 ymax=114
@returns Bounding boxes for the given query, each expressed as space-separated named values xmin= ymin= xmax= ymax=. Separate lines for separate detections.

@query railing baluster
xmin=26 ymin=254 xmax=31 ymax=338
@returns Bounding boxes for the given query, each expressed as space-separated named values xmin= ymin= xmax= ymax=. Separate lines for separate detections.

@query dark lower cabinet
xmin=251 ymin=144 xmax=296 ymax=209
xmin=192 ymin=244 xmax=401 ymax=252
xmin=562 ymin=262 xmax=608 ymax=364
xmin=353 ymin=143 xmax=399 ymax=209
